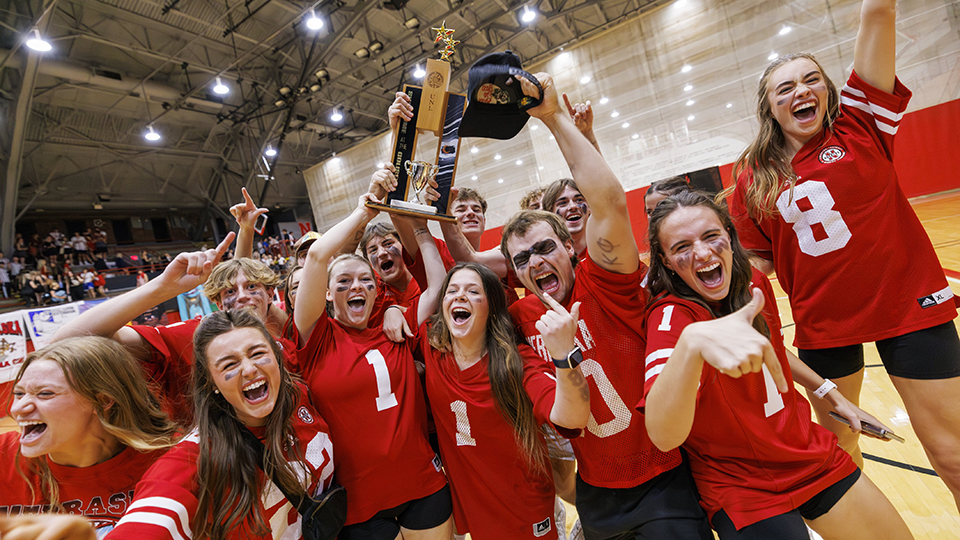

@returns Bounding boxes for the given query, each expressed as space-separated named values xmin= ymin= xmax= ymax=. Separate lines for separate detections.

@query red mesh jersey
xmin=509 ymin=256 xmax=681 ymax=489
xmin=729 ymin=71 xmax=956 ymax=349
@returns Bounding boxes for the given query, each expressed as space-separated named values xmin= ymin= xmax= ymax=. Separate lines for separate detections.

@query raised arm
xmin=854 ymin=0 xmax=897 ymax=93
xmin=52 ymin=233 xmax=236 ymax=361
xmin=229 ymin=187 xmax=268 ymax=259
xmin=522 ymin=73 xmax=638 ymax=274
xmin=407 ymin=218 xmax=446 ymax=326
xmin=535 ymin=295 xmax=590 ymax=429
xmin=295 ymin=194 xmax=379 ymax=343
xmin=645 ymin=289 xmax=787 ymax=451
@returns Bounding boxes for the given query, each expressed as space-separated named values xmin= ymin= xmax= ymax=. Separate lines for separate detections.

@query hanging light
xmin=521 ymin=6 xmax=537 ymax=23
xmin=306 ymin=10 xmax=324 ymax=31
xmin=25 ymin=28 xmax=51 ymax=52
xmin=213 ymin=77 xmax=229 ymax=95
xmin=265 ymin=147 xmax=278 ymax=157
xmin=144 ymin=125 xmax=161 ymax=141
xmin=330 ymin=108 xmax=343 ymax=122
xmin=413 ymin=64 xmax=425 ymax=78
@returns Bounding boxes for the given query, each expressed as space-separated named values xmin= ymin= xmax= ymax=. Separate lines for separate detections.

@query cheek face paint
xmin=776 ymin=97 xmax=789 ymax=106
xmin=335 ymin=285 xmax=349 ymax=292
xmin=365 ymin=283 xmax=374 ymax=291
xmin=673 ymin=252 xmax=693 ymax=271
xmin=576 ymin=202 xmax=588 ymax=215
xmin=709 ymin=237 xmax=731 ymax=253
xmin=223 ymin=369 xmax=239 ymax=381
xmin=222 ymin=296 xmax=238 ymax=310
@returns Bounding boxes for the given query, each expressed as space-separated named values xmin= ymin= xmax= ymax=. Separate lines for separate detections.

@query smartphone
xmin=828 ymin=411 xmax=905 ymax=443
xmin=254 ymin=214 xmax=268 ymax=235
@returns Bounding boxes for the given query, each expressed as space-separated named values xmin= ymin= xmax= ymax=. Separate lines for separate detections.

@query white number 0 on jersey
xmin=579 ymin=360 xmax=632 ymax=438
xmin=776 ymin=180 xmax=851 ymax=256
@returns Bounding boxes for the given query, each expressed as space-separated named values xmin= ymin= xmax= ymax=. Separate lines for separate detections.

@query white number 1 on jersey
xmin=366 ymin=350 xmax=398 ymax=411
xmin=761 ymin=364 xmax=785 ymax=417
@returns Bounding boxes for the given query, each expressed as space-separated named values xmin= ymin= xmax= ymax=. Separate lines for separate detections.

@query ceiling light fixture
xmin=683 ymin=84 xmax=693 ymax=92
xmin=686 ymin=99 xmax=695 ymax=106
xmin=369 ymin=41 xmax=383 ymax=54
xmin=404 ymin=17 xmax=421 ymax=30
xmin=687 ymin=114 xmax=695 ymax=121
xmin=470 ymin=147 xmax=479 ymax=154
xmin=779 ymin=25 xmax=791 ymax=35
xmin=413 ymin=64 xmax=425 ymax=78
xmin=274 ymin=99 xmax=286 ymax=108
xmin=144 ymin=125 xmax=161 ymax=141
xmin=521 ymin=6 xmax=537 ymax=23
xmin=330 ymin=108 xmax=343 ymax=122
xmin=516 ymin=159 xmax=523 ymax=165
xmin=621 ymin=122 xmax=630 ymax=128
xmin=213 ymin=77 xmax=229 ymax=95
xmin=768 ymin=52 xmax=779 ymax=61
xmin=580 ymin=75 xmax=591 ymax=84
xmin=310 ymin=83 xmax=322 ymax=92
xmin=265 ymin=147 xmax=278 ymax=157
xmin=355 ymin=47 xmax=370 ymax=59
xmin=315 ymin=68 xmax=329 ymax=81
xmin=494 ymin=154 xmax=502 ymax=160
xmin=681 ymin=64 xmax=692 ymax=73
xmin=726 ymin=102 xmax=733 ymax=108
xmin=306 ymin=10 xmax=323 ymax=30
xmin=599 ymin=97 xmax=609 ymax=105
xmin=611 ymin=111 xmax=619 ymax=118
xmin=25 ymin=28 xmax=51 ymax=52
xmin=279 ymin=86 xmax=292 ymax=96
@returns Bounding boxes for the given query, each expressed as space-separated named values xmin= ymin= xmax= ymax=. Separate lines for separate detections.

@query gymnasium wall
xmin=304 ymin=0 xmax=960 ymax=238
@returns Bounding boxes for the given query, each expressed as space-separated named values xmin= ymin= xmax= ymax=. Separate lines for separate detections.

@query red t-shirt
xmin=368 ymin=274 xmax=420 ymax=328
xmin=728 ymin=71 xmax=956 ymax=349
xmin=0 ymin=432 xmax=164 ymax=535
xmin=108 ymin=389 xmax=333 ymax=540
xmin=509 ymin=256 xmax=681 ymax=489
xmin=131 ymin=318 xmax=299 ymax=425
xmin=295 ymin=305 xmax=447 ymax=525
xmin=422 ymin=338 xmax=577 ymax=539
xmin=641 ymin=273 xmax=856 ymax=530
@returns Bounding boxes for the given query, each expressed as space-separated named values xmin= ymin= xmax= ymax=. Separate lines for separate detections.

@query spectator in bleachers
xmin=93 ymin=253 xmax=109 ymax=271
xmin=0 ymin=261 xmax=9 ymax=298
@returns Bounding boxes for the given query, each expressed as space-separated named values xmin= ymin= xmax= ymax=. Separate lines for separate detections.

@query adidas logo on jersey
xmin=533 ymin=517 xmax=552 ymax=537
xmin=432 ymin=454 xmax=443 ymax=472
xmin=917 ymin=286 xmax=954 ymax=309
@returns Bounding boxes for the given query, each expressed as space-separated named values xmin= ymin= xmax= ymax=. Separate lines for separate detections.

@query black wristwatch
xmin=552 ymin=346 xmax=583 ymax=369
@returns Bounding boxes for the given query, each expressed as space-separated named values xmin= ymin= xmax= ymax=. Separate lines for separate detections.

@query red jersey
xmin=108 ymin=389 xmax=333 ymax=540
xmin=131 ymin=318 xmax=299 ymax=425
xmin=509 ymin=256 xmax=681 ymax=489
xmin=729 ymin=71 xmax=956 ymax=349
xmin=296 ymin=305 xmax=447 ymax=525
xmin=642 ymin=273 xmax=856 ymax=530
xmin=422 ymin=338 xmax=577 ymax=539
xmin=0 ymin=431 xmax=163 ymax=535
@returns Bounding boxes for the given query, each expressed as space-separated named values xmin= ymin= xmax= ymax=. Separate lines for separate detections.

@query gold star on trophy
xmin=432 ymin=20 xmax=455 ymax=44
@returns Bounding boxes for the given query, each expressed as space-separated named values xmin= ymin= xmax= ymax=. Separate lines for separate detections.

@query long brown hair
xmin=192 ymin=309 xmax=308 ymax=540
xmin=722 ymin=53 xmax=840 ymax=219
xmin=13 ymin=337 xmax=177 ymax=509
xmin=646 ymin=191 xmax=769 ymax=337
xmin=428 ymin=263 xmax=548 ymax=476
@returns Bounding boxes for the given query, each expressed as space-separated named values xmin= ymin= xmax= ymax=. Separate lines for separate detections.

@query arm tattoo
xmin=414 ymin=228 xmax=431 ymax=237
xmin=568 ymin=369 xmax=590 ymax=402
xmin=596 ymin=237 xmax=618 ymax=252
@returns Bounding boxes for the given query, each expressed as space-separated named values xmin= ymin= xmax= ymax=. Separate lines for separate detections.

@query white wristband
xmin=813 ymin=379 xmax=837 ymax=399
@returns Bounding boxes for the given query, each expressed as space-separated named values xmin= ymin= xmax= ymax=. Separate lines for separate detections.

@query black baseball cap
xmin=458 ymin=50 xmax=543 ymax=140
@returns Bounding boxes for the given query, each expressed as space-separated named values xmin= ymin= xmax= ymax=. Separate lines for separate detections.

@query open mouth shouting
xmin=696 ymin=261 xmax=724 ymax=290
xmin=451 ymin=306 xmax=472 ymax=325
xmin=19 ymin=420 xmax=47 ymax=445
xmin=534 ymin=270 xmax=562 ymax=297
xmin=346 ymin=293 xmax=367 ymax=313
xmin=242 ymin=379 xmax=269 ymax=404
xmin=792 ymin=100 xmax=817 ymax=123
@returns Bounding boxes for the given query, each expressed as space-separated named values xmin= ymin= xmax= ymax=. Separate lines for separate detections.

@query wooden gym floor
xmin=2 ymin=190 xmax=960 ymax=538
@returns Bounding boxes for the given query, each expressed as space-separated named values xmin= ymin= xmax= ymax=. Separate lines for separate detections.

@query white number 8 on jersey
xmin=776 ymin=180 xmax=852 ymax=257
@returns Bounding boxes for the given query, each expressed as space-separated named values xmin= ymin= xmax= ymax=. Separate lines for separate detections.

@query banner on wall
xmin=24 ymin=303 xmax=82 ymax=350
xmin=0 ymin=312 xmax=28 ymax=384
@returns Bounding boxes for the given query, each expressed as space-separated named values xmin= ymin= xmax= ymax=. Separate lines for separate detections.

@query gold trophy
xmin=366 ymin=22 xmax=465 ymax=222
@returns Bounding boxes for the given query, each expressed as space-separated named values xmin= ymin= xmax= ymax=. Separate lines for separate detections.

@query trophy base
xmin=391 ymin=200 xmax=438 ymax=214
xmin=365 ymin=201 xmax=458 ymax=223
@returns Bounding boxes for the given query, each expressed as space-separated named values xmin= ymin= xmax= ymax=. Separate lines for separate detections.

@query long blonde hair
xmin=722 ymin=53 xmax=840 ymax=218
xmin=13 ymin=337 xmax=178 ymax=509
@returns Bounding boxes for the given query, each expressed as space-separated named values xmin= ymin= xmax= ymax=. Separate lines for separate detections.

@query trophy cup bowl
xmin=390 ymin=160 xmax=439 ymax=213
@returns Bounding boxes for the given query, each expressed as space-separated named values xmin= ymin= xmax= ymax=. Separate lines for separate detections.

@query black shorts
xmin=575 ymin=459 xmax=712 ymax=540
xmin=338 ymin=484 xmax=451 ymax=540
xmin=799 ymin=321 xmax=960 ymax=380
xmin=711 ymin=468 xmax=860 ymax=539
